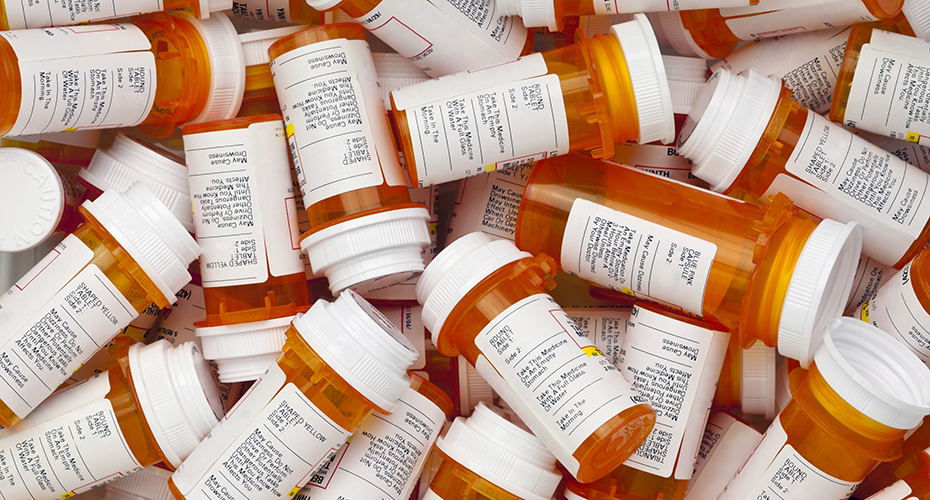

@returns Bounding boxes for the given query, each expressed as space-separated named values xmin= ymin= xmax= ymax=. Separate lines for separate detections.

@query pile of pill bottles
xmin=11 ymin=1 xmax=930 ymax=500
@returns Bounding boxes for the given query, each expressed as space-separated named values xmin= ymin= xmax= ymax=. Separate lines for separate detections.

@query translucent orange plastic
xmin=409 ymin=371 xmax=454 ymax=420
xmin=565 ymin=470 xmax=687 ymax=500
xmin=427 ymin=453 xmax=529 ymax=500
xmin=896 ymin=454 xmax=930 ymax=499
xmin=284 ymin=0 xmax=323 ymax=23
xmin=0 ymin=37 xmax=28 ymax=136
xmin=393 ymin=30 xmax=637 ymax=188
xmin=713 ymin=333 xmax=742 ymax=411
xmin=858 ymin=410 xmax=930 ymax=496
xmin=0 ymin=137 xmax=97 ymax=166
xmin=239 ymin=64 xmax=281 ymax=118
xmin=829 ymin=25 xmax=874 ymax=127
xmin=515 ymin=155 xmax=818 ymax=346
xmin=0 ymin=0 xmax=197 ymax=29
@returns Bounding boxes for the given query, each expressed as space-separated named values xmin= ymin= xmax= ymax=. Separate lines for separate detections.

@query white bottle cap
xmin=0 ymin=148 xmax=65 ymax=252
xmin=80 ymin=133 xmax=194 ymax=233
xmin=301 ymin=207 xmax=431 ymax=294
xmin=291 ymin=289 xmax=418 ymax=412
xmin=195 ymin=316 xmax=293 ymax=383
xmin=372 ymin=53 xmax=430 ymax=111
xmin=5 ymin=130 xmax=102 ymax=149
xmin=497 ymin=0 xmax=558 ymax=30
xmin=646 ymin=12 xmax=709 ymax=58
xmin=740 ymin=342 xmax=777 ymax=419
xmin=417 ymin=232 xmax=531 ymax=348
xmin=304 ymin=0 xmax=341 ymax=12
xmin=197 ymin=0 xmax=233 ymax=19
xmin=774 ymin=356 xmax=794 ymax=415
xmin=815 ymin=317 xmax=930 ymax=430
xmin=579 ymin=14 xmax=634 ymax=36
xmin=128 ymin=340 xmax=224 ymax=467
xmin=677 ymin=69 xmax=782 ymax=193
xmin=105 ymin=466 xmax=172 ymax=500
xmin=82 ymin=182 xmax=201 ymax=303
xmin=458 ymin=356 xmax=495 ymax=416
xmin=903 ymin=0 xmax=930 ymax=40
xmin=178 ymin=12 xmax=246 ymax=124
xmin=663 ymin=55 xmax=708 ymax=115
xmin=437 ymin=403 xmax=562 ymax=500
xmin=239 ymin=26 xmax=306 ymax=67
xmin=612 ymin=14 xmax=675 ymax=145
xmin=777 ymin=219 xmax=861 ymax=368
xmin=332 ymin=8 xmax=356 ymax=23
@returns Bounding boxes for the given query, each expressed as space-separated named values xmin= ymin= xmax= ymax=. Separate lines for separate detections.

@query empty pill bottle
xmin=417 ymin=231 xmax=656 ymax=483
xmin=237 ymin=26 xmax=305 ymax=118
xmin=515 ymin=154 xmax=861 ymax=366
xmin=0 ymin=12 xmax=244 ymax=139
xmin=301 ymin=0 xmax=529 ymax=78
xmin=719 ymin=318 xmax=930 ymax=500
xmin=682 ymin=412 xmax=763 ymax=500
xmin=1 ymin=130 xmax=101 ymax=167
xmin=296 ymin=372 xmax=453 ymax=500
xmin=391 ymin=14 xmax=674 ymax=189
xmin=713 ymin=333 xmax=778 ymax=418
xmin=425 ymin=402 xmax=563 ymax=500
xmin=0 ymin=0 xmax=230 ymax=30
xmin=79 ymin=133 xmax=194 ymax=233
xmin=0 ymin=340 xmax=222 ymax=499
xmin=678 ymin=68 xmax=930 ymax=269
xmin=647 ymin=0 xmax=902 ymax=61
xmin=268 ymin=24 xmax=431 ymax=295
xmin=230 ymin=0 xmax=321 ymax=23
xmin=168 ymin=289 xmax=419 ymax=500
xmin=0 ymin=182 xmax=199 ymax=427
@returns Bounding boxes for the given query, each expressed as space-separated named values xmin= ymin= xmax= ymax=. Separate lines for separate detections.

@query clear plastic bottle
xmin=391 ymin=14 xmax=675 ymax=188
xmin=417 ymin=231 xmax=656 ymax=483
xmin=269 ymin=24 xmax=431 ymax=294
xmin=678 ymin=68 xmax=930 ymax=269
xmin=515 ymin=154 xmax=861 ymax=366
xmin=0 ymin=183 xmax=199 ymax=427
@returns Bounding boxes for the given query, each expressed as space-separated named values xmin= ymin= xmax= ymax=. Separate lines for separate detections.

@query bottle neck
xmin=111 ymin=355 xmax=174 ymax=468
xmin=428 ymin=454 xmax=521 ymax=500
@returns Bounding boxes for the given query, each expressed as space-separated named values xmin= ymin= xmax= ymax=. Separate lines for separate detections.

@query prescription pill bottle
xmin=237 ymin=26 xmax=305 ymax=118
xmin=0 ymin=183 xmax=199 ymax=427
xmin=0 ymin=0 xmax=230 ymax=30
xmin=0 ymin=340 xmax=222 ymax=499
xmin=860 ymin=418 xmax=930 ymax=496
xmin=391 ymin=14 xmax=674 ymax=189
xmin=714 ymin=334 xmax=778 ymax=418
xmin=230 ymin=0 xmax=321 ymax=23
xmin=679 ymin=68 xmax=930 ymax=268
xmin=426 ymin=402 xmax=563 ymax=500
xmin=269 ymin=24 xmax=431 ymax=295
xmin=866 ymin=470 xmax=930 ymax=499
xmin=683 ymin=413 xmax=763 ymax=500
xmin=516 ymin=154 xmax=861 ymax=366
xmin=719 ymin=318 xmax=930 ymax=500
xmin=417 ymin=231 xmax=656 ymax=483
xmin=303 ymin=0 xmax=529 ymax=78
xmin=1 ymin=130 xmax=101 ymax=167
xmin=169 ymin=289 xmax=419 ymax=500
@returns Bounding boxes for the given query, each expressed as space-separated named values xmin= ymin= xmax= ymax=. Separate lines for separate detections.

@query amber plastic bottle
xmin=713 ymin=333 xmax=778 ymax=418
xmin=0 ymin=130 xmax=100 ymax=167
xmin=391 ymin=14 xmax=674 ymax=189
xmin=230 ymin=0 xmax=321 ymax=23
xmin=237 ymin=26 xmax=304 ymax=118
xmin=0 ymin=0 xmax=230 ymax=29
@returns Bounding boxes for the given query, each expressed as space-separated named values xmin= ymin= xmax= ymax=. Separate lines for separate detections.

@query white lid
xmin=579 ymin=14 xmax=634 ymax=36
xmin=332 ymin=8 xmax=356 ymax=23
xmin=458 ymin=356 xmax=495 ymax=416
xmin=563 ymin=490 xmax=587 ymax=500
xmin=372 ymin=53 xmax=429 ymax=111
xmin=740 ymin=342 xmax=777 ymax=419
xmin=301 ymin=207 xmax=431 ymax=294
xmin=774 ymin=355 xmax=794 ymax=415
xmin=663 ymin=55 xmax=708 ymax=115
xmin=0 ymin=148 xmax=64 ymax=252
xmin=304 ymin=0 xmax=341 ymax=12
xmin=195 ymin=316 xmax=293 ymax=383
xmin=612 ymin=14 xmax=675 ymax=145
xmin=777 ymin=219 xmax=861 ymax=368
xmin=291 ymin=289 xmax=418 ymax=412
xmin=239 ymin=26 xmax=306 ymax=67
xmin=815 ymin=317 xmax=930 ymax=429
xmin=178 ymin=12 xmax=246 ymax=124
xmin=497 ymin=0 xmax=558 ymax=30
xmin=6 ymin=130 xmax=101 ymax=148
xmin=646 ymin=12 xmax=707 ymax=58
xmin=903 ymin=0 xmax=930 ymax=39
xmin=677 ymin=69 xmax=782 ymax=192
xmin=417 ymin=232 xmax=530 ymax=347
xmin=82 ymin=183 xmax=200 ymax=302
xmin=80 ymin=133 xmax=194 ymax=233
xmin=436 ymin=403 xmax=561 ymax=500
xmin=197 ymin=0 xmax=232 ymax=18
xmin=105 ymin=466 xmax=172 ymax=500
xmin=128 ymin=340 xmax=224 ymax=467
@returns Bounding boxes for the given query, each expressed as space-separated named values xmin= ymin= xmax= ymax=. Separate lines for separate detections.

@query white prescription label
xmin=0 ymin=375 xmax=142 ymax=500
xmin=5 ymin=0 xmax=160 ymax=29
xmin=561 ymin=198 xmax=717 ymax=317
xmin=473 ymin=293 xmax=649 ymax=476
xmin=152 ymin=283 xmax=205 ymax=346
xmin=597 ymin=0 xmax=749 ymax=14
xmin=721 ymin=0 xmax=877 ymax=40
xmin=0 ymin=25 xmax=156 ymax=136
xmin=304 ymin=387 xmax=445 ymax=500
xmin=231 ymin=0 xmax=292 ymax=22
xmin=618 ymin=306 xmax=728 ymax=479
xmin=844 ymin=255 xmax=890 ymax=316
xmin=718 ymin=418 xmax=858 ymax=500
xmin=685 ymin=412 xmax=762 ymax=500
xmin=447 ymin=162 xmax=534 ymax=243
xmin=271 ymin=38 xmax=404 ymax=208
xmin=186 ymin=121 xmax=304 ymax=287
xmin=843 ymin=30 xmax=930 ymax=144
xmin=770 ymin=112 xmax=930 ymax=266
xmin=868 ymin=480 xmax=916 ymax=500
xmin=564 ymin=307 xmax=631 ymax=366
xmin=856 ymin=263 xmax=930 ymax=365
xmin=611 ymin=145 xmax=703 ymax=186
xmin=354 ymin=0 xmax=527 ymax=78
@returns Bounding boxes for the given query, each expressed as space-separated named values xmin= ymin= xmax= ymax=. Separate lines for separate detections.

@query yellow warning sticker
xmin=288 ymin=487 xmax=302 ymax=497
xmin=61 ymin=492 xmax=76 ymax=499
xmin=582 ymin=346 xmax=604 ymax=357
xmin=860 ymin=300 xmax=870 ymax=322
xmin=907 ymin=131 xmax=921 ymax=143
xmin=483 ymin=163 xmax=497 ymax=173
xmin=286 ymin=122 xmax=296 ymax=138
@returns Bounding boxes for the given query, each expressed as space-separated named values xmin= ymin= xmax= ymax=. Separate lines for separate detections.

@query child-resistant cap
xmin=814 ymin=318 xmax=930 ymax=430
xmin=774 ymin=357 xmax=795 ymax=415
xmin=458 ymin=357 xmax=496 ymax=416
xmin=128 ymin=341 xmax=224 ymax=468
xmin=301 ymin=207 xmax=432 ymax=294
xmin=198 ymin=0 xmax=233 ymax=19
xmin=613 ymin=14 xmax=675 ymax=145
xmin=741 ymin=342 xmax=777 ymax=419
xmin=82 ymin=182 xmax=200 ymax=303
xmin=303 ymin=0 xmax=342 ymax=12
xmin=417 ymin=232 xmax=532 ymax=348
xmin=80 ymin=134 xmax=194 ymax=233
xmin=105 ymin=466 xmax=172 ymax=500
xmin=372 ymin=53 xmax=430 ymax=111
xmin=646 ymin=12 xmax=709 ymax=59
xmin=179 ymin=12 xmax=246 ymax=124
xmin=677 ymin=69 xmax=782 ymax=192
xmin=663 ymin=55 xmax=708 ymax=115
xmin=437 ymin=402 xmax=562 ymax=500
xmin=239 ymin=26 xmax=305 ymax=67
xmin=196 ymin=316 xmax=294 ymax=383
xmin=291 ymin=289 xmax=418 ymax=413
xmin=903 ymin=0 xmax=930 ymax=39
xmin=0 ymin=148 xmax=65 ymax=252
xmin=496 ymin=0 xmax=559 ymax=31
